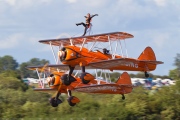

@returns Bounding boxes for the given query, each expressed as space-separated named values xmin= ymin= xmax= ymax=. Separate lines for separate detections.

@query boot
xmin=76 ymin=22 xmax=83 ymax=26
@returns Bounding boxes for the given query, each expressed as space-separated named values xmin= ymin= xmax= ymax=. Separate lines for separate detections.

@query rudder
xmin=116 ymin=72 xmax=133 ymax=94
xmin=116 ymin=72 xmax=132 ymax=85
xmin=138 ymin=46 xmax=156 ymax=61
xmin=138 ymin=46 xmax=157 ymax=71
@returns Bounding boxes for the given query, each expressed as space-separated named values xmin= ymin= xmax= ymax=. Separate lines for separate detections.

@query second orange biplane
xmin=27 ymin=67 xmax=132 ymax=107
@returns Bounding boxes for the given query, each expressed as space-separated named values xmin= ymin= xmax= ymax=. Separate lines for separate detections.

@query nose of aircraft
xmin=58 ymin=50 xmax=66 ymax=61
xmin=59 ymin=50 xmax=65 ymax=57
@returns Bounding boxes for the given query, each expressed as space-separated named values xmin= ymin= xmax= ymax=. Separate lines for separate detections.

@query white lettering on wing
xmin=95 ymin=61 xmax=138 ymax=68
xmin=99 ymin=61 xmax=138 ymax=68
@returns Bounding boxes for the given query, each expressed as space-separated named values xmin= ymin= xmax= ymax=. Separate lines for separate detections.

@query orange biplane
xmin=27 ymin=66 xmax=132 ymax=107
xmin=32 ymin=32 xmax=163 ymax=86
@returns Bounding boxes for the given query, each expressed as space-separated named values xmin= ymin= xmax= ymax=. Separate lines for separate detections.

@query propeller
xmin=58 ymin=48 xmax=66 ymax=61
xmin=37 ymin=63 xmax=49 ymax=88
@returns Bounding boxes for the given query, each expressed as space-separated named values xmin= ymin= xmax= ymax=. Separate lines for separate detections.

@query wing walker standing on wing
xmin=76 ymin=13 xmax=98 ymax=36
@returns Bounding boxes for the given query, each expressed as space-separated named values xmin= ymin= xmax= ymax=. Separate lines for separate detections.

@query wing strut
xmin=80 ymin=38 xmax=86 ymax=51
xmin=113 ymin=40 xmax=118 ymax=59
xmin=123 ymin=38 xmax=128 ymax=57
xmin=118 ymin=38 xmax=124 ymax=58
xmin=49 ymin=41 xmax=58 ymax=64
xmin=35 ymin=68 xmax=44 ymax=88
xmin=108 ymin=35 xmax=113 ymax=59
xmin=88 ymin=37 xmax=99 ymax=52
xmin=70 ymin=39 xmax=73 ymax=46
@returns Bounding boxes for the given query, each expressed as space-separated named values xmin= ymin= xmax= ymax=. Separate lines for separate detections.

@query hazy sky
xmin=0 ymin=0 xmax=180 ymax=76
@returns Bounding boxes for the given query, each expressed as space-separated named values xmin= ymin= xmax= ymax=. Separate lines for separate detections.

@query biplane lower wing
xmin=88 ymin=58 xmax=164 ymax=70
xmin=74 ymin=84 xmax=132 ymax=94
xmin=27 ymin=58 xmax=163 ymax=72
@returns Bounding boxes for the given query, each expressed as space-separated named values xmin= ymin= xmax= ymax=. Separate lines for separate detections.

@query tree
xmin=173 ymin=53 xmax=180 ymax=78
xmin=0 ymin=55 xmax=18 ymax=72
xmin=28 ymin=58 xmax=49 ymax=66
xmin=169 ymin=69 xmax=179 ymax=79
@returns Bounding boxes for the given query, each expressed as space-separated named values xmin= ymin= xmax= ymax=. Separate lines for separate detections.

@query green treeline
xmin=0 ymin=71 xmax=180 ymax=119
xmin=0 ymin=54 xmax=180 ymax=119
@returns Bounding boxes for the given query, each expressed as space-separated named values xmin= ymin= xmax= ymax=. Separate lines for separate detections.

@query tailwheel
xmin=122 ymin=94 xmax=125 ymax=100
xmin=145 ymin=71 xmax=149 ymax=78
xmin=67 ymin=96 xmax=80 ymax=106
xmin=61 ymin=74 xmax=76 ymax=86
xmin=80 ymin=72 xmax=95 ymax=84
xmin=49 ymin=97 xmax=62 ymax=107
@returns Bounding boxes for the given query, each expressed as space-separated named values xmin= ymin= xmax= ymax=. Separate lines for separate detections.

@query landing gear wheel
xmin=80 ymin=72 xmax=94 ymax=84
xmin=122 ymin=94 xmax=125 ymax=100
xmin=67 ymin=96 xmax=77 ymax=106
xmin=145 ymin=72 xmax=149 ymax=78
xmin=49 ymin=97 xmax=62 ymax=107
xmin=61 ymin=74 xmax=76 ymax=86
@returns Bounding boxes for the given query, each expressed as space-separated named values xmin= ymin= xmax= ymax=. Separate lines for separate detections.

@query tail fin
xmin=116 ymin=72 xmax=133 ymax=94
xmin=138 ymin=46 xmax=157 ymax=71
xmin=138 ymin=46 xmax=156 ymax=61
xmin=116 ymin=72 xmax=132 ymax=85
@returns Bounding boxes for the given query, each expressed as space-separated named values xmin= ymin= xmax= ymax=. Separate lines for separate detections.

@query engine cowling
xmin=58 ymin=47 xmax=78 ymax=62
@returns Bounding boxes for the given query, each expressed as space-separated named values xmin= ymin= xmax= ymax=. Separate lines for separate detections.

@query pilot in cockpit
xmin=103 ymin=48 xmax=110 ymax=54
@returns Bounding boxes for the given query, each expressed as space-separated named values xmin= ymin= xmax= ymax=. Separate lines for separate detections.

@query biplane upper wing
xmin=39 ymin=32 xmax=134 ymax=46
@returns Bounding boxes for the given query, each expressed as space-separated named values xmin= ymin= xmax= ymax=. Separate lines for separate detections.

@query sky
xmin=0 ymin=0 xmax=180 ymax=76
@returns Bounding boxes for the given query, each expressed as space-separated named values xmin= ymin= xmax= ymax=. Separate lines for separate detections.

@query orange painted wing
xmin=27 ymin=58 xmax=163 ymax=72
xmin=73 ymin=84 xmax=132 ymax=94
xmin=88 ymin=58 xmax=163 ymax=68
xmin=39 ymin=32 xmax=134 ymax=46
xmin=27 ymin=64 xmax=95 ymax=71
